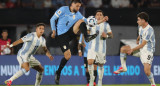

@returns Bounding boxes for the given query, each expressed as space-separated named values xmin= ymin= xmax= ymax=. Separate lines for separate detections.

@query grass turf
xmin=9 ymin=85 xmax=158 ymax=86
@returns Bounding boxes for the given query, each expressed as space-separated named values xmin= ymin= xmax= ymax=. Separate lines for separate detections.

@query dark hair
xmin=137 ymin=12 xmax=149 ymax=22
xmin=71 ymin=0 xmax=82 ymax=4
xmin=36 ymin=23 xmax=45 ymax=28
xmin=2 ymin=29 xmax=8 ymax=33
xmin=95 ymin=10 xmax=105 ymax=16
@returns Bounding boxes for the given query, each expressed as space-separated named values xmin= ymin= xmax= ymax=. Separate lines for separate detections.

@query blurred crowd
xmin=0 ymin=0 xmax=160 ymax=9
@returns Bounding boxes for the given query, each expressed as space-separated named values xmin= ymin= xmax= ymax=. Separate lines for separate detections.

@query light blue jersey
xmin=18 ymin=32 xmax=46 ymax=58
xmin=79 ymin=34 xmax=89 ymax=57
xmin=88 ymin=22 xmax=112 ymax=54
xmin=50 ymin=6 xmax=87 ymax=35
xmin=139 ymin=24 xmax=155 ymax=52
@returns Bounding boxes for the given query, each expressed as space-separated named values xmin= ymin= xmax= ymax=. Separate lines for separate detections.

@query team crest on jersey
xmin=63 ymin=45 xmax=67 ymax=49
xmin=58 ymin=10 xmax=62 ymax=15
xmin=73 ymin=15 xmax=75 ymax=19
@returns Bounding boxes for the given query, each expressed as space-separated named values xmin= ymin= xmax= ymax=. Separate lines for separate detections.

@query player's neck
xmin=2 ymin=37 xmax=7 ymax=40
xmin=36 ymin=32 xmax=41 ymax=38
xmin=142 ymin=22 xmax=148 ymax=29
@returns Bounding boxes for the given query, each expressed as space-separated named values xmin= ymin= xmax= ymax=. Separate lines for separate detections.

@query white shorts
xmin=132 ymin=50 xmax=154 ymax=65
xmin=87 ymin=49 xmax=106 ymax=64
xmin=121 ymin=39 xmax=138 ymax=49
xmin=17 ymin=55 xmax=41 ymax=68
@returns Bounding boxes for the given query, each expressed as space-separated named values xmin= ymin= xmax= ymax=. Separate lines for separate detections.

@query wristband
xmin=78 ymin=50 xmax=82 ymax=52
xmin=9 ymin=44 xmax=13 ymax=48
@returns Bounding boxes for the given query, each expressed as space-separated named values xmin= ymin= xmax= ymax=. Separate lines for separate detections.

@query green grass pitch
xmin=9 ymin=85 xmax=159 ymax=86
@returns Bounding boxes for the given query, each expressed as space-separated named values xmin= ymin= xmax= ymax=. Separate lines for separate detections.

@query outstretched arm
xmin=8 ymin=39 xmax=23 ymax=48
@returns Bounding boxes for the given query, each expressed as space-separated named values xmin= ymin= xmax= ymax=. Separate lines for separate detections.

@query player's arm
xmin=136 ymin=36 xmax=140 ymax=44
xmin=43 ymin=46 xmax=54 ymax=61
xmin=50 ymin=7 xmax=64 ymax=38
xmin=97 ymin=16 xmax=108 ymax=24
xmin=8 ymin=39 xmax=23 ymax=48
xmin=101 ymin=23 xmax=113 ymax=39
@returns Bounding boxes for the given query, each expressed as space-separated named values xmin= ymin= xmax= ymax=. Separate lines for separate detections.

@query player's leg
xmin=5 ymin=62 xmax=30 ymax=86
xmin=98 ymin=64 xmax=104 ymax=86
xmin=114 ymin=45 xmax=130 ymax=74
xmin=93 ymin=63 xmax=97 ymax=86
xmin=55 ymin=49 xmax=71 ymax=84
xmin=73 ymin=19 xmax=99 ymax=42
xmin=84 ymin=57 xmax=90 ymax=86
xmin=88 ymin=59 xmax=95 ymax=86
xmin=29 ymin=56 xmax=44 ymax=86
xmin=32 ymin=65 xmax=44 ymax=86
xmin=144 ymin=63 xmax=156 ymax=86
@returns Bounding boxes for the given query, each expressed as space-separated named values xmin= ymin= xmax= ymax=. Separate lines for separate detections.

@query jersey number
xmin=147 ymin=55 xmax=152 ymax=60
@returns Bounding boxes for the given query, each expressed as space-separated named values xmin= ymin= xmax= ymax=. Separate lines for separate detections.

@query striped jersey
xmin=139 ymin=24 xmax=155 ymax=52
xmin=18 ymin=32 xmax=46 ymax=57
xmin=88 ymin=22 xmax=112 ymax=54
xmin=79 ymin=34 xmax=89 ymax=57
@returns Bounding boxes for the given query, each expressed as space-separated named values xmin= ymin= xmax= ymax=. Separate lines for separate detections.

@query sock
xmin=88 ymin=64 xmax=94 ymax=78
xmin=94 ymin=70 xmax=97 ymax=82
xmin=120 ymin=53 xmax=127 ymax=71
xmin=86 ymin=72 xmax=90 ymax=83
xmin=9 ymin=68 xmax=27 ymax=81
xmin=79 ymin=22 xmax=88 ymax=38
xmin=35 ymin=72 xmax=43 ymax=86
xmin=147 ymin=73 xmax=156 ymax=85
xmin=57 ymin=57 xmax=68 ymax=75
xmin=98 ymin=66 xmax=104 ymax=86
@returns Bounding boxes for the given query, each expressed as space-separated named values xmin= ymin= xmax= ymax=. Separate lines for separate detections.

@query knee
xmin=64 ymin=53 xmax=71 ymax=60
xmin=120 ymin=46 xmax=128 ymax=53
xmin=88 ymin=60 xmax=93 ymax=65
xmin=144 ymin=69 xmax=150 ymax=76
xmin=25 ymin=67 xmax=30 ymax=72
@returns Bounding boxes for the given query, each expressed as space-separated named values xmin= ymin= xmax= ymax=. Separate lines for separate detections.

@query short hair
xmin=2 ymin=30 xmax=8 ymax=33
xmin=137 ymin=12 xmax=149 ymax=22
xmin=71 ymin=0 xmax=82 ymax=4
xmin=95 ymin=10 xmax=105 ymax=16
xmin=36 ymin=23 xmax=45 ymax=28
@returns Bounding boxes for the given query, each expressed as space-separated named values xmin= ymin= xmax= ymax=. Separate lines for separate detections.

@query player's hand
xmin=127 ymin=49 xmax=133 ymax=55
xmin=103 ymin=16 xmax=109 ymax=22
xmin=101 ymin=32 xmax=107 ymax=38
xmin=51 ymin=30 xmax=56 ymax=38
xmin=78 ymin=52 xmax=82 ymax=57
xmin=136 ymin=40 xmax=139 ymax=44
xmin=49 ymin=55 xmax=54 ymax=61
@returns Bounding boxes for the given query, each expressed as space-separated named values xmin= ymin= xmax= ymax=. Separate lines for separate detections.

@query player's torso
xmin=57 ymin=6 xmax=82 ymax=35
xmin=139 ymin=25 xmax=155 ymax=52
xmin=18 ymin=33 xmax=44 ymax=57
xmin=0 ymin=39 xmax=11 ymax=55
xmin=88 ymin=23 xmax=107 ymax=53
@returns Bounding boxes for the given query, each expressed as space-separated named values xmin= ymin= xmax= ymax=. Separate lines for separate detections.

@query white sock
xmin=9 ymin=68 xmax=27 ymax=81
xmin=98 ymin=66 xmax=104 ymax=86
xmin=88 ymin=64 xmax=94 ymax=86
xmin=35 ymin=72 xmax=43 ymax=86
xmin=147 ymin=73 xmax=156 ymax=85
xmin=120 ymin=53 xmax=127 ymax=71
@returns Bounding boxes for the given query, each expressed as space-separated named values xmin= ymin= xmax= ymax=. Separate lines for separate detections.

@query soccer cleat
xmin=93 ymin=82 xmax=96 ymax=86
xmin=87 ymin=83 xmax=89 ymax=86
xmin=113 ymin=67 xmax=127 ymax=74
xmin=5 ymin=80 xmax=12 ymax=86
xmin=85 ymin=30 xmax=99 ymax=42
xmin=89 ymin=76 xmax=95 ymax=86
xmin=151 ymin=85 xmax=156 ymax=86
xmin=55 ymin=71 xmax=60 ymax=85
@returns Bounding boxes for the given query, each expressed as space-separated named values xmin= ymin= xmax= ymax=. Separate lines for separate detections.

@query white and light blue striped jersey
xmin=50 ymin=6 xmax=87 ymax=35
xmin=18 ymin=32 xmax=46 ymax=57
xmin=79 ymin=34 xmax=89 ymax=57
xmin=139 ymin=24 xmax=155 ymax=52
xmin=88 ymin=22 xmax=112 ymax=54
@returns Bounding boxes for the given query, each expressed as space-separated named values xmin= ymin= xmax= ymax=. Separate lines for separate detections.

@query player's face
xmin=2 ymin=32 xmax=8 ymax=38
xmin=95 ymin=12 xmax=104 ymax=21
xmin=137 ymin=17 xmax=145 ymax=26
xmin=36 ymin=26 xmax=44 ymax=36
xmin=72 ymin=3 xmax=81 ymax=12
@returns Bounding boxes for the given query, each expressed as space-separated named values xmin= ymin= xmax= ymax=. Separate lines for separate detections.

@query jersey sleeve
xmin=78 ymin=12 xmax=88 ymax=24
xmin=21 ymin=33 xmax=33 ymax=42
xmin=79 ymin=34 xmax=83 ymax=44
xmin=143 ymin=28 xmax=153 ymax=41
xmin=106 ymin=23 xmax=112 ymax=33
xmin=42 ymin=39 xmax=46 ymax=47
xmin=50 ymin=7 xmax=65 ymax=31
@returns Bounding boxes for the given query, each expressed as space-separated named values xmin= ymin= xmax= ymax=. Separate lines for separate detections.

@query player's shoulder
xmin=41 ymin=36 xmax=46 ymax=42
xmin=59 ymin=6 xmax=69 ymax=10
xmin=25 ymin=32 xmax=35 ymax=38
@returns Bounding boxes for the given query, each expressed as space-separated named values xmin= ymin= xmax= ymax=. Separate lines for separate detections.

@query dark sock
xmin=79 ymin=22 xmax=88 ymax=38
xmin=86 ymin=72 xmax=90 ymax=83
xmin=57 ymin=57 xmax=68 ymax=75
xmin=94 ymin=70 xmax=97 ymax=82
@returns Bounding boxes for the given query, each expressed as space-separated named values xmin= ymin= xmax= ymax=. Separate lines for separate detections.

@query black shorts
xmin=84 ymin=57 xmax=97 ymax=68
xmin=56 ymin=26 xmax=77 ymax=53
